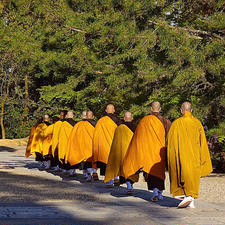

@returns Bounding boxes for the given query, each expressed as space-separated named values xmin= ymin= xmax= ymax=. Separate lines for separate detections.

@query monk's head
xmin=81 ymin=110 xmax=87 ymax=119
xmin=123 ymin=112 xmax=133 ymax=122
xmin=87 ymin=111 xmax=94 ymax=119
xmin=67 ymin=110 xmax=74 ymax=118
xmin=150 ymin=101 xmax=161 ymax=113
xmin=60 ymin=110 xmax=67 ymax=119
xmin=43 ymin=114 xmax=50 ymax=122
xmin=181 ymin=101 xmax=192 ymax=114
xmin=105 ymin=104 xmax=115 ymax=114
xmin=37 ymin=116 xmax=43 ymax=124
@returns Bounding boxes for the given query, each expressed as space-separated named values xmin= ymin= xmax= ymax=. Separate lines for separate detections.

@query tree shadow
xmin=0 ymin=146 xmax=17 ymax=152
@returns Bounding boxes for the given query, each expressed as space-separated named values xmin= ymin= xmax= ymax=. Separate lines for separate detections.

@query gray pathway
xmin=0 ymin=145 xmax=225 ymax=225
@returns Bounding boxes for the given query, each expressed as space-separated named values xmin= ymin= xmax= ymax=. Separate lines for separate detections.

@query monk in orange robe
xmin=93 ymin=104 xmax=121 ymax=186
xmin=66 ymin=110 xmax=96 ymax=179
xmin=30 ymin=115 xmax=51 ymax=166
xmin=51 ymin=110 xmax=67 ymax=171
xmin=25 ymin=116 xmax=43 ymax=158
xmin=167 ymin=102 xmax=212 ymax=208
xmin=105 ymin=112 xmax=138 ymax=191
xmin=42 ymin=116 xmax=59 ymax=169
xmin=123 ymin=101 xmax=171 ymax=201
xmin=58 ymin=110 xmax=76 ymax=174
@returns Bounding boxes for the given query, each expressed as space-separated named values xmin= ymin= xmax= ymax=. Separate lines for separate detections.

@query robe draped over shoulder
xmin=104 ymin=124 xmax=138 ymax=183
xmin=51 ymin=120 xmax=63 ymax=157
xmin=123 ymin=115 xmax=166 ymax=181
xmin=25 ymin=125 xmax=37 ymax=158
xmin=167 ymin=112 xmax=212 ymax=198
xmin=65 ymin=120 xmax=95 ymax=166
xmin=58 ymin=120 xmax=74 ymax=162
xmin=42 ymin=124 xmax=54 ymax=157
xmin=30 ymin=123 xmax=48 ymax=157
xmin=93 ymin=116 xmax=118 ymax=164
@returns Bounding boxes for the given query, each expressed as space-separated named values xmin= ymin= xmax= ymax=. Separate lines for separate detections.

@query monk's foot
xmin=92 ymin=172 xmax=99 ymax=181
xmin=127 ymin=188 xmax=133 ymax=195
xmin=178 ymin=196 xmax=194 ymax=208
xmin=187 ymin=199 xmax=195 ymax=208
xmin=175 ymin=195 xmax=185 ymax=200
xmin=113 ymin=179 xmax=120 ymax=187
xmin=158 ymin=191 xmax=163 ymax=200
xmin=86 ymin=174 xmax=92 ymax=182
xmin=151 ymin=195 xmax=159 ymax=202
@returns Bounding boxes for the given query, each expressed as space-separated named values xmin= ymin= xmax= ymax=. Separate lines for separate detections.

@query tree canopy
xmin=0 ymin=0 xmax=225 ymax=158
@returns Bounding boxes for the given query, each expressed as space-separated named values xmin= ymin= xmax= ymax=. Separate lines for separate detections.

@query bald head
xmin=67 ymin=110 xmax=74 ymax=118
xmin=181 ymin=102 xmax=192 ymax=114
xmin=81 ymin=110 xmax=87 ymax=119
xmin=151 ymin=101 xmax=161 ymax=113
xmin=60 ymin=110 xmax=67 ymax=119
xmin=106 ymin=104 xmax=115 ymax=114
xmin=87 ymin=111 xmax=94 ymax=119
xmin=43 ymin=114 xmax=50 ymax=122
xmin=124 ymin=112 xmax=133 ymax=122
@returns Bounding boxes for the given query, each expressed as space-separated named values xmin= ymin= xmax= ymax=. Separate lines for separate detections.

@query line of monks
xmin=25 ymin=101 xmax=212 ymax=209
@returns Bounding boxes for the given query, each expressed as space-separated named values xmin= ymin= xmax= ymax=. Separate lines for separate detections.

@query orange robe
xmin=25 ymin=124 xmax=37 ymax=158
xmin=30 ymin=123 xmax=48 ymax=157
xmin=42 ymin=124 xmax=54 ymax=157
xmin=104 ymin=124 xmax=139 ymax=183
xmin=65 ymin=121 xmax=95 ymax=166
xmin=167 ymin=112 xmax=212 ymax=198
xmin=58 ymin=120 xmax=74 ymax=162
xmin=51 ymin=120 xmax=63 ymax=157
xmin=93 ymin=116 xmax=118 ymax=165
xmin=123 ymin=115 xmax=166 ymax=181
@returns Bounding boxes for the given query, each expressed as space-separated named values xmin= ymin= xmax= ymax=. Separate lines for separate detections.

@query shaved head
xmin=87 ymin=111 xmax=94 ymax=119
xmin=124 ymin=112 xmax=133 ymax=122
xmin=81 ymin=110 xmax=87 ymax=119
xmin=181 ymin=102 xmax=192 ymax=114
xmin=151 ymin=101 xmax=161 ymax=112
xmin=43 ymin=114 xmax=50 ymax=122
xmin=67 ymin=110 xmax=74 ymax=118
xmin=106 ymin=104 xmax=115 ymax=114
xmin=60 ymin=110 xmax=67 ymax=119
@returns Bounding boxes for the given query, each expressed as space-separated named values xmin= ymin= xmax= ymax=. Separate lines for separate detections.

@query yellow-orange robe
xmin=42 ymin=124 xmax=54 ymax=157
xmin=58 ymin=120 xmax=75 ymax=162
xmin=104 ymin=124 xmax=138 ymax=183
xmin=123 ymin=115 xmax=166 ymax=181
xmin=93 ymin=116 xmax=118 ymax=165
xmin=25 ymin=124 xmax=37 ymax=158
xmin=30 ymin=123 xmax=48 ymax=157
xmin=65 ymin=121 xmax=95 ymax=166
xmin=167 ymin=112 xmax=212 ymax=199
xmin=51 ymin=120 xmax=63 ymax=157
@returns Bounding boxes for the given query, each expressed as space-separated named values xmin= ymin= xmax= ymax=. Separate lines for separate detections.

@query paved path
xmin=0 ymin=144 xmax=225 ymax=225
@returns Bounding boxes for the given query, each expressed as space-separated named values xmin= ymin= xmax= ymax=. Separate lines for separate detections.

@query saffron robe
xmin=51 ymin=120 xmax=63 ymax=157
xmin=58 ymin=119 xmax=76 ymax=162
xmin=104 ymin=123 xmax=138 ymax=183
xmin=30 ymin=122 xmax=48 ymax=157
xmin=123 ymin=115 xmax=166 ymax=181
xmin=93 ymin=115 xmax=119 ymax=165
xmin=25 ymin=124 xmax=38 ymax=158
xmin=167 ymin=112 xmax=212 ymax=199
xmin=42 ymin=124 xmax=54 ymax=157
xmin=65 ymin=120 xmax=95 ymax=166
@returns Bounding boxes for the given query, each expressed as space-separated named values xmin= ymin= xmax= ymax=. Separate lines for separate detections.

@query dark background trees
xmin=0 ymin=0 xmax=225 ymax=168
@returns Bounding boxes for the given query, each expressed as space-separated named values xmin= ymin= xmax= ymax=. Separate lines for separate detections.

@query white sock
xmin=87 ymin=168 xmax=93 ymax=174
xmin=114 ymin=176 xmax=119 ymax=180
xmin=153 ymin=188 xmax=159 ymax=196
xmin=126 ymin=181 xmax=132 ymax=190
xmin=188 ymin=199 xmax=195 ymax=208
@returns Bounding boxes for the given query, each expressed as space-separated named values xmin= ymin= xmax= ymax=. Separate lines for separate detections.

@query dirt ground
xmin=0 ymin=141 xmax=225 ymax=225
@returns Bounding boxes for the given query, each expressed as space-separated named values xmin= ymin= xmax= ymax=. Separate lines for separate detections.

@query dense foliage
xmin=0 ymin=0 xmax=225 ymax=168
